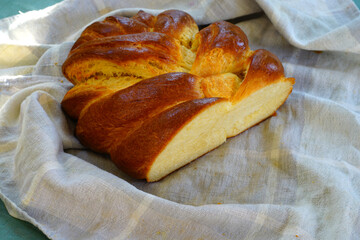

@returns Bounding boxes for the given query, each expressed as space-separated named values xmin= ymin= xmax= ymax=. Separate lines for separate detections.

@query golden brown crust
xmin=131 ymin=10 xmax=156 ymax=27
xmin=75 ymin=72 xmax=204 ymax=153
xmin=71 ymin=16 xmax=151 ymax=51
xmin=190 ymin=21 xmax=250 ymax=76
xmin=69 ymin=9 xmax=197 ymax=53
xmin=63 ymin=32 xmax=184 ymax=84
xmin=110 ymin=98 xmax=224 ymax=179
xmin=62 ymin=85 xmax=111 ymax=120
xmin=69 ymin=32 xmax=181 ymax=59
xmin=63 ymin=10 xmax=200 ymax=86
xmin=154 ymin=10 xmax=198 ymax=48
xmin=232 ymin=49 xmax=295 ymax=103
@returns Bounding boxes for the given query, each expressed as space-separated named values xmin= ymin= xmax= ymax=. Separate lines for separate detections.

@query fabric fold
xmin=256 ymin=0 xmax=360 ymax=53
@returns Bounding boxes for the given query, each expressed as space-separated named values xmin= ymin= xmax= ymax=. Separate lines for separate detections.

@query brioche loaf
xmin=61 ymin=10 xmax=295 ymax=182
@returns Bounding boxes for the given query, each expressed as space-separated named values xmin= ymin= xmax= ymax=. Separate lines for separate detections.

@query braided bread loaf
xmin=62 ymin=10 xmax=295 ymax=182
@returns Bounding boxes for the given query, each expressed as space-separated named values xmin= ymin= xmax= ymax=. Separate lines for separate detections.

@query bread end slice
xmin=147 ymin=99 xmax=230 ymax=182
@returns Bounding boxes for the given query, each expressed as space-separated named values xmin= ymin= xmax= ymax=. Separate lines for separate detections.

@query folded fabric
xmin=0 ymin=0 xmax=359 ymax=239
xmin=257 ymin=0 xmax=360 ymax=53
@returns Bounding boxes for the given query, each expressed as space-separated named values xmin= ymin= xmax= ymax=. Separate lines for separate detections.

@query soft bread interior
xmin=147 ymin=100 xmax=231 ymax=182
xmin=147 ymin=80 xmax=293 ymax=182
xmin=225 ymin=80 xmax=293 ymax=137
xmin=180 ymin=45 xmax=196 ymax=70
xmin=201 ymin=73 xmax=243 ymax=99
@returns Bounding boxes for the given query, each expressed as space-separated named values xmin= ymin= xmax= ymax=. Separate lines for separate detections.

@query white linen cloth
xmin=0 ymin=0 xmax=359 ymax=239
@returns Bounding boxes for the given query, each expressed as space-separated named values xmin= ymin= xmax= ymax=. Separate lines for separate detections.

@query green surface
xmin=1 ymin=0 xmax=63 ymax=19
xmin=355 ymin=0 xmax=360 ymax=8
xmin=0 ymin=200 xmax=48 ymax=240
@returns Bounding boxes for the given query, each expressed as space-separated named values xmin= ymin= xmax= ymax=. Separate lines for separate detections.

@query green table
xmin=0 ymin=200 xmax=48 ymax=240
xmin=1 ymin=0 xmax=63 ymax=19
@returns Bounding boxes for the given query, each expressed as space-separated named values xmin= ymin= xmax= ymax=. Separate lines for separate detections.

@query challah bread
xmin=61 ymin=10 xmax=295 ymax=182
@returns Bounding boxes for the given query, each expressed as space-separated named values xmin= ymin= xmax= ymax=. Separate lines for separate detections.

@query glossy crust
xmin=62 ymin=85 xmax=111 ymax=119
xmin=190 ymin=21 xmax=251 ymax=76
xmin=233 ymin=49 xmax=295 ymax=102
xmin=71 ymin=15 xmax=151 ymax=51
xmin=61 ymin=9 xmax=295 ymax=181
xmin=154 ymin=10 xmax=198 ymax=47
xmin=63 ymin=32 xmax=184 ymax=84
xmin=76 ymin=73 xmax=204 ymax=153
xmin=110 ymin=98 xmax=224 ymax=179
xmin=69 ymin=10 xmax=197 ymax=53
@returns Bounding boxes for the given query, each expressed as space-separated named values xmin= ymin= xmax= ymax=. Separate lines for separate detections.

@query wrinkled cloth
xmin=0 ymin=0 xmax=360 ymax=239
